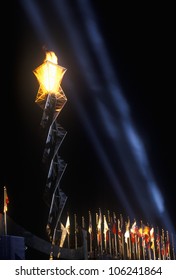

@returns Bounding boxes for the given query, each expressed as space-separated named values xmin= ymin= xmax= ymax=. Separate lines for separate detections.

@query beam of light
xmin=19 ymin=0 xmax=56 ymax=51
xmin=74 ymin=0 xmax=160 ymax=219
xmin=96 ymin=100 xmax=159 ymax=221
xmin=71 ymin=0 xmax=176 ymax=234
xmin=51 ymin=0 xmax=102 ymax=92
xmin=65 ymin=80 xmax=135 ymax=219
xmin=51 ymin=0 xmax=137 ymax=217
xmin=122 ymin=122 xmax=164 ymax=213
xmin=75 ymin=0 xmax=129 ymax=117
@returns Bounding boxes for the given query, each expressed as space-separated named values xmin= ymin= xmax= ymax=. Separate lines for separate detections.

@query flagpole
xmin=107 ymin=210 xmax=112 ymax=256
xmin=137 ymin=235 xmax=141 ymax=259
xmin=140 ymin=220 xmax=146 ymax=260
xmin=153 ymin=241 xmax=156 ymax=260
xmin=120 ymin=214 xmax=125 ymax=259
xmin=156 ymin=226 xmax=161 ymax=260
xmin=125 ymin=218 xmax=131 ymax=259
xmin=113 ymin=212 xmax=118 ymax=258
xmin=134 ymin=234 xmax=139 ymax=259
xmin=96 ymin=212 xmax=99 ymax=254
xmin=4 ymin=186 xmax=8 ymax=236
xmin=96 ymin=209 xmax=103 ymax=257
xmin=128 ymin=219 xmax=132 ymax=259
xmin=88 ymin=211 xmax=93 ymax=257
xmin=118 ymin=215 xmax=124 ymax=259
xmin=166 ymin=231 xmax=171 ymax=260
xmin=74 ymin=214 xmax=78 ymax=249
xmin=99 ymin=209 xmax=103 ymax=256
xmin=4 ymin=211 xmax=7 ymax=235
xmin=171 ymin=233 xmax=175 ymax=260
xmin=82 ymin=216 xmax=85 ymax=229
xmin=161 ymin=229 xmax=166 ymax=260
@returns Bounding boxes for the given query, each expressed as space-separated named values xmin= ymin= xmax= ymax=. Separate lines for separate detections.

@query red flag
xmin=112 ymin=223 xmax=117 ymax=235
xmin=4 ymin=186 xmax=9 ymax=213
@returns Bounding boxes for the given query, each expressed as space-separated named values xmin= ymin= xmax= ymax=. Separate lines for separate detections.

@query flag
xmin=107 ymin=210 xmax=112 ymax=234
xmin=103 ymin=215 xmax=109 ymax=237
xmin=156 ymin=230 xmax=161 ymax=254
xmin=161 ymin=229 xmax=166 ymax=259
xmin=59 ymin=222 xmax=67 ymax=248
xmin=59 ymin=215 xmax=70 ymax=248
xmin=138 ymin=223 xmax=150 ymax=247
xmin=130 ymin=221 xmax=138 ymax=244
xmin=88 ymin=210 xmax=93 ymax=254
xmin=103 ymin=214 xmax=109 ymax=251
xmin=143 ymin=225 xmax=150 ymax=235
xmin=112 ymin=222 xmax=117 ymax=235
xmin=4 ymin=186 xmax=9 ymax=213
xmin=65 ymin=215 xmax=70 ymax=235
xmin=97 ymin=209 xmax=102 ymax=246
xmin=74 ymin=213 xmax=78 ymax=249
xmin=124 ymin=219 xmax=130 ymax=243
xmin=88 ymin=211 xmax=93 ymax=234
xmin=112 ymin=212 xmax=117 ymax=235
xmin=165 ymin=231 xmax=170 ymax=258
xmin=131 ymin=221 xmax=138 ymax=234
xmin=143 ymin=225 xmax=150 ymax=245
xmin=118 ymin=218 xmax=122 ymax=239
xmin=150 ymin=227 xmax=155 ymax=250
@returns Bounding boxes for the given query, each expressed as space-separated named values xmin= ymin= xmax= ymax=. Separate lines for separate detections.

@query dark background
xmin=1 ymin=0 xmax=175 ymax=250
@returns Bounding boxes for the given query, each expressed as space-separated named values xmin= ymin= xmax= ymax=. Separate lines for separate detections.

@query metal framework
xmin=33 ymin=51 xmax=68 ymax=249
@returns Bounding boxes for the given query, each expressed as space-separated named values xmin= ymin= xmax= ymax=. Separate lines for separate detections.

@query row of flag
xmin=1 ymin=188 xmax=175 ymax=260
xmin=57 ymin=209 xmax=176 ymax=260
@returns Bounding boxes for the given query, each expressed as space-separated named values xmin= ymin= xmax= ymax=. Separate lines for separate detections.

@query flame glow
xmin=33 ymin=51 xmax=67 ymax=95
xmin=44 ymin=51 xmax=58 ymax=64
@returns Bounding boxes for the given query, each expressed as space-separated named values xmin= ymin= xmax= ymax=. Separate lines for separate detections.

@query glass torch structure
xmin=33 ymin=51 xmax=68 ymax=249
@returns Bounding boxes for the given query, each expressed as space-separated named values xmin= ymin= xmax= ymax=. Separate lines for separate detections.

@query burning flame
xmin=33 ymin=51 xmax=67 ymax=95
xmin=44 ymin=51 xmax=58 ymax=64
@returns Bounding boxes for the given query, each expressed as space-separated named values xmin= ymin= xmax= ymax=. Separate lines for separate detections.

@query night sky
xmin=1 ymin=0 xmax=175 ymax=244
